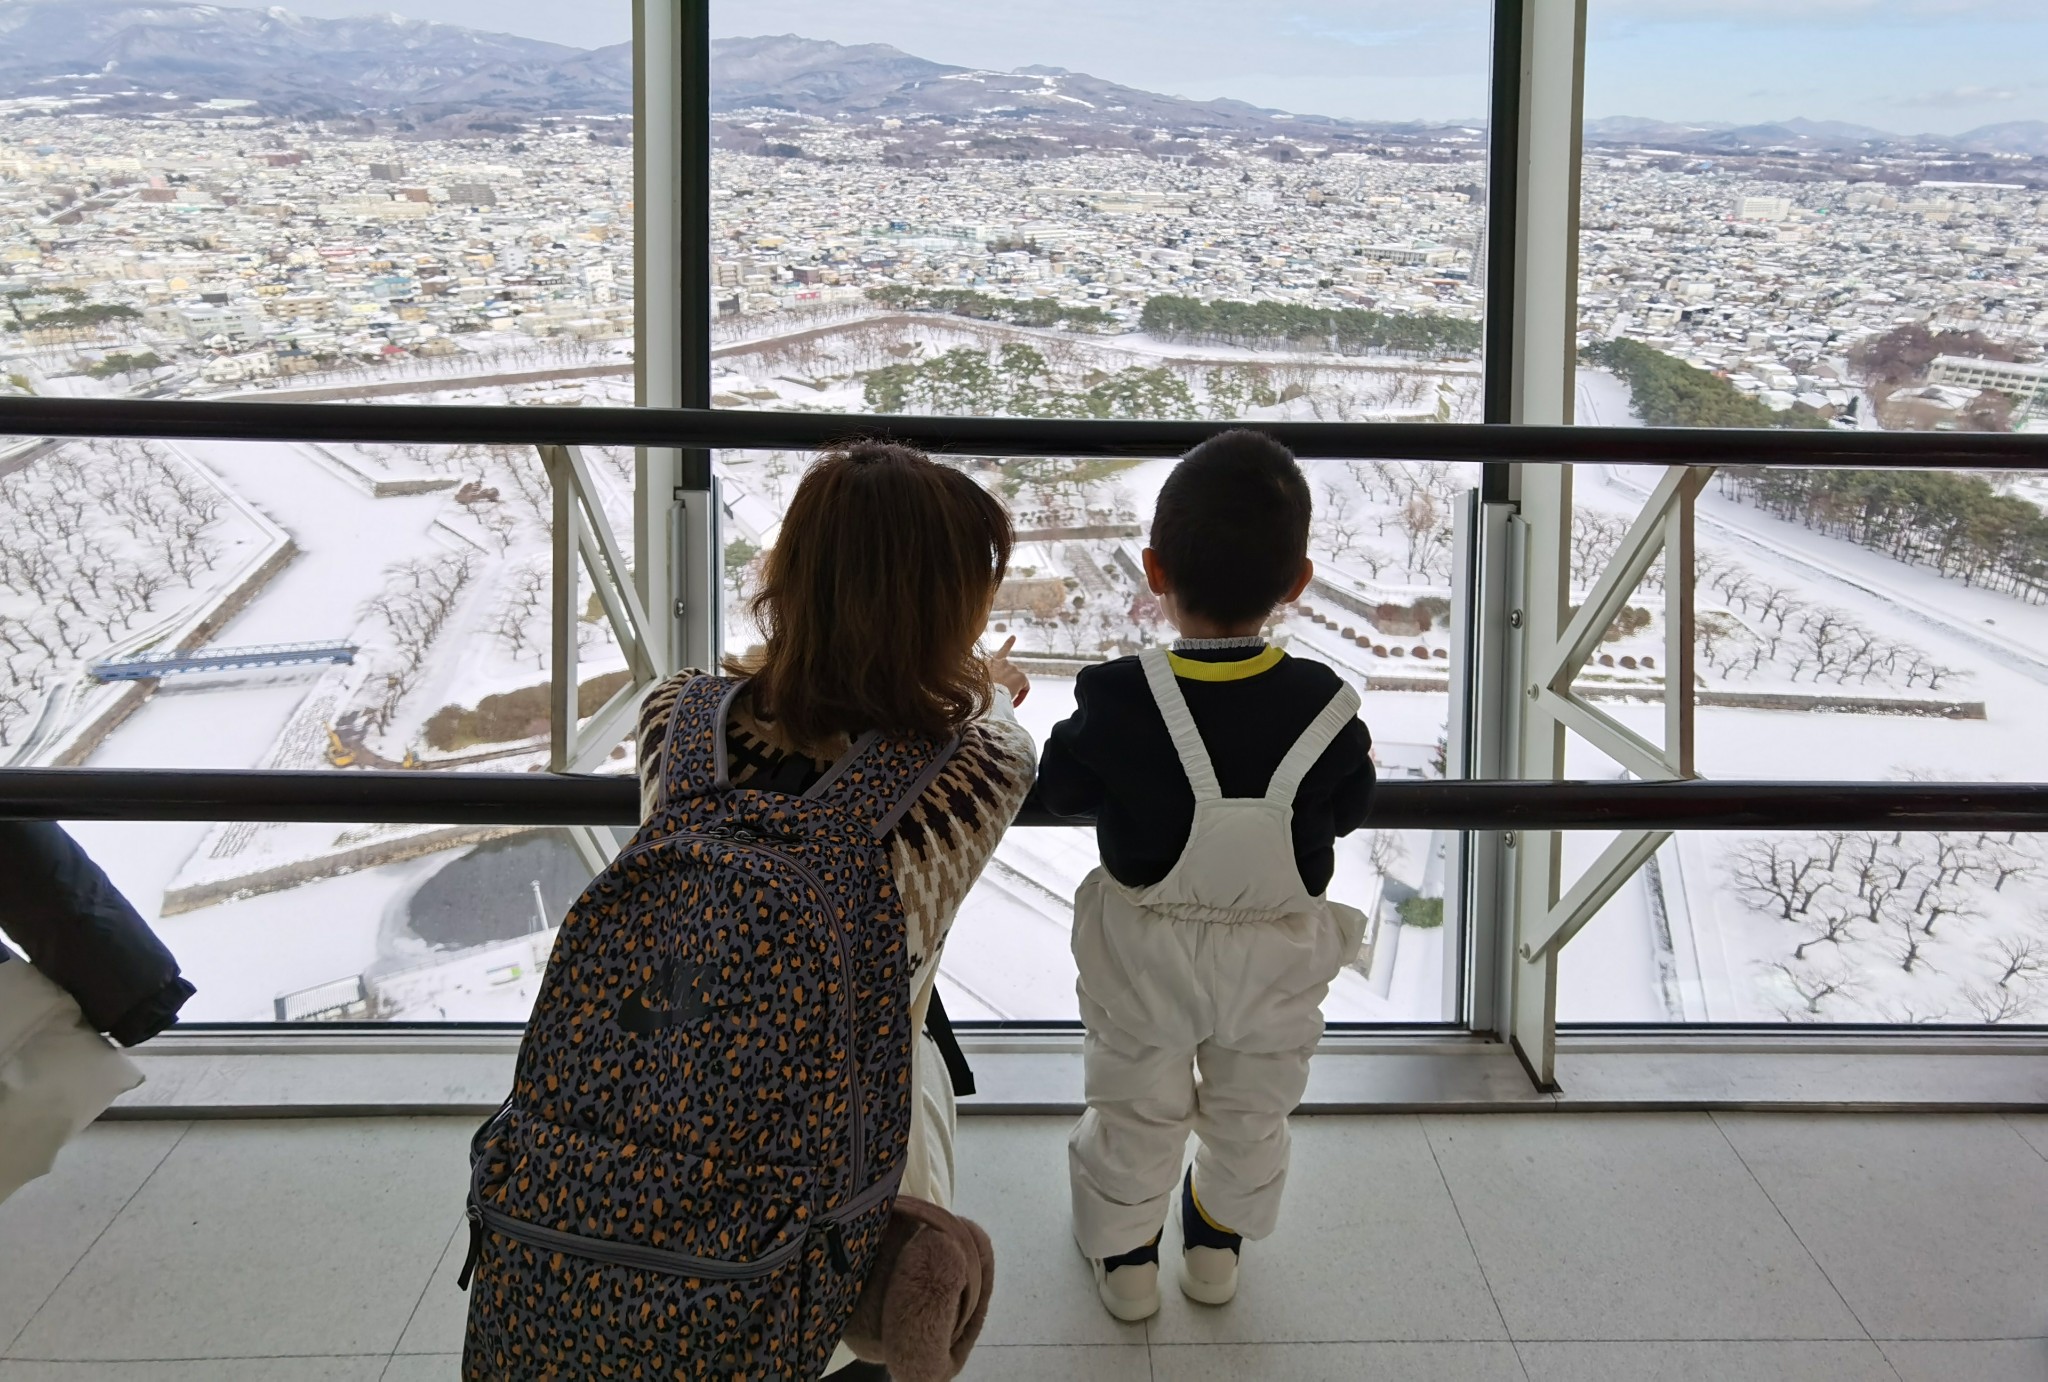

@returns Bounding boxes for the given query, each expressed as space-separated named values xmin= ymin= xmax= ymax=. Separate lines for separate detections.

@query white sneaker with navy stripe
xmin=1079 ymin=1228 xmax=1162 ymax=1321
xmin=1178 ymin=1169 xmax=1242 ymax=1306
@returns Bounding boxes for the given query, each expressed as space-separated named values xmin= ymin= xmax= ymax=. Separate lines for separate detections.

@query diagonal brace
xmin=1519 ymin=828 xmax=1671 ymax=960
xmin=1535 ymin=465 xmax=1711 ymax=693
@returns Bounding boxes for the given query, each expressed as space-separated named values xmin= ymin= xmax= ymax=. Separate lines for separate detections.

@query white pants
xmin=1067 ymin=870 xmax=1362 ymax=1255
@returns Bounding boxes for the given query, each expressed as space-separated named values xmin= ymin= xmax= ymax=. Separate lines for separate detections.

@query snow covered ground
xmin=1555 ymin=369 xmax=2048 ymax=1025
xmin=25 ymin=351 xmax=2043 ymax=1032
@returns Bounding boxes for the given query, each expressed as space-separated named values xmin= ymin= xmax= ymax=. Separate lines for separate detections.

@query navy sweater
xmin=1035 ymin=646 xmax=1376 ymax=894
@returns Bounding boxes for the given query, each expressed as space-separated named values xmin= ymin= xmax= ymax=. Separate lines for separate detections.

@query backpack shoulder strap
xmin=654 ymin=674 xmax=748 ymax=807
xmin=1139 ymin=646 xmax=1221 ymax=802
xmin=1263 ymin=682 xmax=1362 ymax=807
xmin=805 ymin=727 xmax=962 ymax=839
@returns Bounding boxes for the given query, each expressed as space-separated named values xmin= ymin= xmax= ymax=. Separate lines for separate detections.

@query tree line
xmin=1719 ymin=468 xmax=2048 ymax=604
xmin=863 ymin=343 xmax=1198 ymax=420
xmin=1139 ymin=295 xmax=1481 ymax=358
xmin=4 ymin=302 xmax=143 ymax=333
xmin=1587 ymin=338 xmax=1830 ymax=430
xmin=864 ymin=287 xmax=1115 ymax=332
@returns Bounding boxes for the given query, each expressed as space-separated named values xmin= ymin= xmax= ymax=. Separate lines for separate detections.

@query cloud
xmin=1892 ymin=84 xmax=2020 ymax=108
xmin=1278 ymin=15 xmax=1468 ymax=49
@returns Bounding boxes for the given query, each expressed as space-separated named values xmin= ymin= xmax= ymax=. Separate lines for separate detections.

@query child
xmin=1036 ymin=429 xmax=1376 ymax=1321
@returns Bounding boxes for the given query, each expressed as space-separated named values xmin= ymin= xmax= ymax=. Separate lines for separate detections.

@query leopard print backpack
xmin=460 ymin=675 xmax=958 ymax=1380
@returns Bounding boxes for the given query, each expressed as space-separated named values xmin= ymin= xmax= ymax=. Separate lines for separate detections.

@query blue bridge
xmin=89 ymin=642 xmax=359 ymax=682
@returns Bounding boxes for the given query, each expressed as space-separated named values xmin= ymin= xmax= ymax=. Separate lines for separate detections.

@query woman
xmin=634 ymin=441 xmax=1035 ymax=1378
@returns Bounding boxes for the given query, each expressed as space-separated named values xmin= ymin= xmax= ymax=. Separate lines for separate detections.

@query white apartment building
xmin=1928 ymin=354 xmax=2048 ymax=402
xmin=1361 ymin=242 xmax=1460 ymax=267
xmin=1736 ymin=195 xmax=1794 ymax=222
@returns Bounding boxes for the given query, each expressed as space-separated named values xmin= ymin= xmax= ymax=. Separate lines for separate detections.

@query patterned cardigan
xmin=635 ymin=671 xmax=1037 ymax=1030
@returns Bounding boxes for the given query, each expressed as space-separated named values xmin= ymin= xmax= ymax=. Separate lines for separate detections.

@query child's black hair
xmin=1149 ymin=429 xmax=1311 ymax=625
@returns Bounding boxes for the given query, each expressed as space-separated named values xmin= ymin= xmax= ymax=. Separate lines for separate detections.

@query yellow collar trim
xmin=1165 ymin=645 xmax=1284 ymax=682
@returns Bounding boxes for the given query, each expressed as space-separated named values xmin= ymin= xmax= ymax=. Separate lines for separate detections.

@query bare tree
xmin=1570 ymin=511 xmax=1626 ymax=586
xmin=1368 ymin=830 xmax=1408 ymax=879
xmin=1771 ymin=960 xmax=1857 ymax=1017
xmin=1973 ymin=833 xmax=2037 ymax=893
xmin=1889 ymin=905 xmax=1931 ymax=974
xmin=1792 ymin=905 xmax=1858 ymax=962
xmin=1962 ymin=984 xmax=2035 ymax=1024
xmin=1399 ymin=491 xmax=1438 ymax=574
xmin=1992 ymin=935 xmax=2046 ymax=988
xmin=1753 ymin=585 xmax=1796 ymax=631
xmin=1314 ymin=481 xmax=1362 ymax=560
xmin=1728 ymin=838 xmax=1830 ymax=922
xmin=1873 ymin=999 xmax=1949 ymax=1025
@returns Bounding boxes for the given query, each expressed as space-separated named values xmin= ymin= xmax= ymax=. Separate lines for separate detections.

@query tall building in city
xmin=1736 ymin=195 xmax=1794 ymax=223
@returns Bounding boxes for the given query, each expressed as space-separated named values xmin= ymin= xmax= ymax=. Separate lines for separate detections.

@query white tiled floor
xmin=2 ymin=1113 xmax=2044 ymax=1381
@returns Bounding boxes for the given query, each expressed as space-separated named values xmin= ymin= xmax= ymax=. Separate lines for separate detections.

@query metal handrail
xmin=4 ymin=768 xmax=2046 ymax=833
xmin=6 ymin=404 xmax=2046 ymax=837
xmin=5 ymin=396 xmax=2048 ymax=467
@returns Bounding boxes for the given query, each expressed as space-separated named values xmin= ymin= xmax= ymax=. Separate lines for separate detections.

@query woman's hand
xmin=987 ymin=635 xmax=1030 ymax=707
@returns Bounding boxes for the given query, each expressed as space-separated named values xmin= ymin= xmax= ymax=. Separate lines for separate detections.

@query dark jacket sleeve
xmin=1328 ymin=719 xmax=1377 ymax=838
xmin=0 ymin=822 xmax=195 ymax=1045
xmin=1034 ymin=665 xmax=1108 ymax=820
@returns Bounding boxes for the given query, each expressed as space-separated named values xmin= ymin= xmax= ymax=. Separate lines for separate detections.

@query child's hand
xmin=988 ymin=634 xmax=1031 ymax=706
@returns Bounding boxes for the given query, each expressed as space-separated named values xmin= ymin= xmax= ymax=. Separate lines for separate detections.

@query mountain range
xmin=0 ymin=0 xmax=2043 ymax=157
xmin=1581 ymin=114 xmax=2048 ymax=157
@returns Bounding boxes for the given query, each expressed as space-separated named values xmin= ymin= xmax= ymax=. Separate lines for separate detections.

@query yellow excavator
xmin=325 ymin=726 xmax=355 ymax=768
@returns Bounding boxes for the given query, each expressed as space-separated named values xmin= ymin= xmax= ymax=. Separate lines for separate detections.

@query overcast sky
xmin=278 ymin=0 xmax=2048 ymax=133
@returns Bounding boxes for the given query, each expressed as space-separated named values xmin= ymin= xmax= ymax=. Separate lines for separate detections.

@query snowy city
xmin=2 ymin=1 xmax=2046 ymax=1032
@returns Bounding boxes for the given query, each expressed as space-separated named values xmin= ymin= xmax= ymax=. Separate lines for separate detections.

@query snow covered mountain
xmin=705 ymin=33 xmax=1347 ymax=137
xmin=4 ymin=0 xmax=2043 ymax=156
xmin=1952 ymin=120 xmax=2048 ymax=157
xmin=0 ymin=0 xmax=630 ymax=116
xmin=0 ymin=0 xmax=1389 ymax=136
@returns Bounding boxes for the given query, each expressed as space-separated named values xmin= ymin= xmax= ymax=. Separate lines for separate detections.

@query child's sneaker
xmin=1178 ymin=1169 xmax=1242 ymax=1305
xmin=1079 ymin=1230 xmax=1162 ymax=1321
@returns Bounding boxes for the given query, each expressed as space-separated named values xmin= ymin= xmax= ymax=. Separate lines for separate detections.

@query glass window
xmin=709 ymin=0 xmax=1494 ymax=1026
xmin=1566 ymin=0 xmax=2048 ymax=1025
xmin=2 ymin=2 xmax=634 ymax=1022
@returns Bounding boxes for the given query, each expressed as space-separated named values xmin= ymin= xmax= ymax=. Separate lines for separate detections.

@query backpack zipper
xmin=457 ymin=1156 xmax=905 ymax=1292
xmin=460 ymin=1199 xmax=811 ymax=1288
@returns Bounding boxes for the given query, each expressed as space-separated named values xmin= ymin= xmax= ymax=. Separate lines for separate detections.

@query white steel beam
xmin=1534 ymin=465 xmax=1708 ymax=692
xmin=1536 ymin=688 xmax=1681 ymax=784
xmin=1665 ymin=482 xmax=1698 ymax=778
xmin=1501 ymin=0 xmax=1587 ymax=1089
xmin=1509 ymin=475 xmax=1570 ymax=1088
xmin=1508 ymin=0 xmax=1587 ymax=429
xmin=634 ymin=0 xmax=686 ymax=677
xmin=549 ymin=449 xmax=578 ymax=775
xmin=1520 ymin=827 xmax=1671 ymax=961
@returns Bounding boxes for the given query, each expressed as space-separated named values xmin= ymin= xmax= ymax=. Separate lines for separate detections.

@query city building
xmin=1929 ymin=353 xmax=2048 ymax=403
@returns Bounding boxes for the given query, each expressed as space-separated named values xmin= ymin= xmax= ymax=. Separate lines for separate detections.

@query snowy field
xmin=1558 ymin=369 xmax=2048 ymax=1025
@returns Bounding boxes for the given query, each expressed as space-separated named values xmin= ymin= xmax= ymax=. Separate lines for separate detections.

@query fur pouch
xmin=841 ymin=1196 xmax=995 ymax=1382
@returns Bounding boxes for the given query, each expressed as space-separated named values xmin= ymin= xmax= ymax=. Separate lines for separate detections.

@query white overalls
xmin=1068 ymin=647 xmax=1367 ymax=1255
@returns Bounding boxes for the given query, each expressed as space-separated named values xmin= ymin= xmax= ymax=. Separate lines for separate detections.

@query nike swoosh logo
xmin=619 ymin=965 xmax=712 ymax=1034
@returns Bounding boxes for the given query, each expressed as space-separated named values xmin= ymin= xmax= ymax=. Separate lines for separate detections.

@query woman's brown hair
xmin=732 ymin=441 xmax=1013 ymax=750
